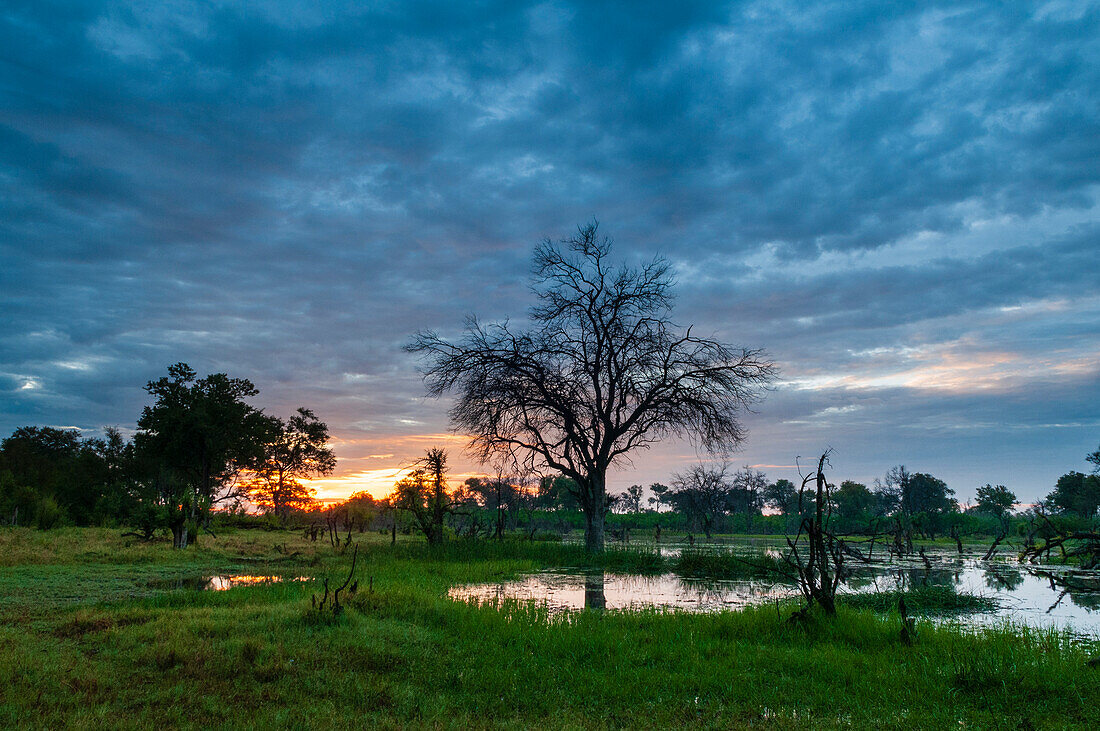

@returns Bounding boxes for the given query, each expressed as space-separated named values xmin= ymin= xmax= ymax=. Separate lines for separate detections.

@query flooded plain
xmin=449 ymin=542 xmax=1100 ymax=636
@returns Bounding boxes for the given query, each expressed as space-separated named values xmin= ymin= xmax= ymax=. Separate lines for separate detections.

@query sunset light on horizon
xmin=2 ymin=1 xmax=1097 ymax=506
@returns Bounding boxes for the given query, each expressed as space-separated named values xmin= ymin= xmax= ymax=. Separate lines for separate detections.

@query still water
xmin=149 ymin=574 xmax=309 ymax=591
xmin=449 ymin=547 xmax=1100 ymax=637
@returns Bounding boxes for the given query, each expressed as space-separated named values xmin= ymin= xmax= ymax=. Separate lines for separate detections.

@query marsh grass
xmin=675 ymin=547 xmax=792 ymax=580
xmin=0 ymin=528 xmax=1097 ymax=729
xmin=839 ymin=585 xmax=999 ymax=615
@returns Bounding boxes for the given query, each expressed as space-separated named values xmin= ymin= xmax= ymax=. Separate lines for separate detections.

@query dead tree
xmin=407 ymin=223 xmax=776 ymax=553
xmin=785 ymin=451 xmax=846 ymax=615
xmin=982 ymin=527 xmax=1008 ymax=561
xmin=312 ymin=544 xmax=359 ymax=617
xmin=950 ymin=524 xmax=964 ymax=554
xmin=1019 ymin=511 xmax=1100 ymax=568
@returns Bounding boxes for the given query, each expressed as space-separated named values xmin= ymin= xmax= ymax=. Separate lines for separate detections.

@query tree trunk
xmin=579 ymin=469 xmax=609 ymax=553
xmin=585 ymin=510 xmax=605 ymax=553
xmin=172 ymin=523 xmax=189 ymax=549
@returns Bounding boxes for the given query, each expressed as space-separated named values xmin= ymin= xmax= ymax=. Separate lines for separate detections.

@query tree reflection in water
xmin=983 ymin=564 xmax=1024 ymax=592
xmin=448 ymin=550 xmax=1100 ymax=633
xmin=584 ymin=571 xmax=606 ymax=610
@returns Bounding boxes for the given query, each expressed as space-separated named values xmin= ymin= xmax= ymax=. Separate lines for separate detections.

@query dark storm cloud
xmin=2 ymin=1 xmax=1097 ymax=500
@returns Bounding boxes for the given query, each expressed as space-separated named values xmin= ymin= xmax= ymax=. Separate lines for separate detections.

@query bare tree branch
xmin=407 ymin=222 xmax=776 ymax=552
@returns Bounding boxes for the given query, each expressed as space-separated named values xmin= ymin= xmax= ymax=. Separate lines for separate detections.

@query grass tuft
xmin=839 ymin=585 xmax=998 ymax=615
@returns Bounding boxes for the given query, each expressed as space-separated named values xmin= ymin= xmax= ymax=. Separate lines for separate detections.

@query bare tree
xmin=408 ymin=223 xmax=776 ymax=552
xmin=730 ymin=465 xmax=767 ymax=514
xmin=670 ymin=462 xmax=734 ymax=539
xmin=786 ymin=452 xmax=844 ymax=615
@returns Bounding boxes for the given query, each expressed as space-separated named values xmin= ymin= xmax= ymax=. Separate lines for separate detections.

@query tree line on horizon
xmin=2 ymin=223 xmax=1098 ymax=548
xmin=2 ymin=398 xmax=1097 ymax=546
xmin=364 ymin=445 xmax=1100 ymax=545
xmin=0 ymin=363 xmax=336 ymax=547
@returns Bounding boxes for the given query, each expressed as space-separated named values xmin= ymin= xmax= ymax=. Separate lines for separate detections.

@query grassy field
xmin=0 ymin=528 xmax=1097 ymax=729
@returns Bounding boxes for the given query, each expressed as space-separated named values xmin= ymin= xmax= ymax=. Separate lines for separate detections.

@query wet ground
xmin=450 ymin=543 xmax=1100 ymax=636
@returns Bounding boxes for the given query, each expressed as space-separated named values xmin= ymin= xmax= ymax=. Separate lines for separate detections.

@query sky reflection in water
xmin=450 ymin=546 xmax=1100 ymax=637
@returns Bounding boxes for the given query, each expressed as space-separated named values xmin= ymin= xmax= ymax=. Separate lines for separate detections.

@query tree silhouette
xmin=408 ymin=223 xmax=775 ymax=552
xmin=390 ymin=448 xmax=455 ymax=545
xmin=135 ymin=363 xmax=269 ymax=548
xmin=245 ymin=408 xmax=336 ymax=519
xmin=670 ymin=463 xmax=734 ymax=539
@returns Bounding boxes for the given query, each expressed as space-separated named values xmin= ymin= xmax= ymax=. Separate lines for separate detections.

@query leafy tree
xmin=463 ymin=474 xmax=524 ymax=537
xmin=537 ymin=475 xmax=581 ymax=511
xmin=247 ymin=477 xmax=317 ymax=518
xmin=407 ymin=223 xmax=775 ymax=552
xmin=390 ymin=448 xmax=455 ymax=545
xmin=134 ymin=363 xmax=270 ymax=548
xmin=244 ymin=408 xmax=335 ymax=519
xmin=831 ymin=480 xmax=875 ymax=525
xmin=81 ymin=426 xmax=151 ymax=528
xmin=670 ymin=463 xmax=733 ymax=538
xmin=647 ymin=482 xmax=671 ymax=512
xmin=874 ymin=465 xmax=955 ymax=518
xmin=344 ymin=490 xmax=379 ymax=532
xmin=0 ymin=470 xmax=37 ymax=527
xmin=0 ymin=427 xmax=81 ymax=486
xmin=873 ymin=465 xmax=907 ymax=516
xmin=0 ymin=425 xmax=129 ymax=527
xmin=763 ymin=478 xmax=798 ymax=515
xmin=906 ymin=472 xmax=956 ymax=516
xmin=974 ymin=484 xmax=1016 ymax=520
xmin=619 ymin=484 xmax=644 ymax=514
xmin=1046 ymin=471 xmax=1100 ymax=518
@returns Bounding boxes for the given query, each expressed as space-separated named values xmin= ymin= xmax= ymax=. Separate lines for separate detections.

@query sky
xmin=2 ymin=1 xmax=1098 ymax=504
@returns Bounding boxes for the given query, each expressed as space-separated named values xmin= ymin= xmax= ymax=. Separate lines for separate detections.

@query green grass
xmin=674 ymin=547 xmax=791 ymax=580
xmin=0 ymin=527 xmax=1097 ymax=729
xmin=839 ymin=585 xmax=999 ymax=615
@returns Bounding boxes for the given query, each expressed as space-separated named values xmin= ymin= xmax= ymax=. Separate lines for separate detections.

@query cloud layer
xmin=2 ymin=1 xmax=1098 ymax=501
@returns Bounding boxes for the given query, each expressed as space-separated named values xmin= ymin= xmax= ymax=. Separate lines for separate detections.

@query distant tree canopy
xmin=763 ymin=478 xmax=798 ymax=516
xmin=728 ymin=467 xmax=766 ymax=515
xmin=974 ymin=484 xmax=1016 ymax=520
xmin=1038 ymin=444 xmax=1100 ymax=518
xmin=617 ymin=485 xmax=644 ymax=514
xmin=344 ymin=490 xmax=381 ymax=532
xmin=669 ymin=463 xmax=734 ymax=538
xmin=243 ymin=408 xmax=336 ymax=519
xmin=537 ymin=475 xmax=581 ymax=512
xmin=875 ymin=466 xmax=956 ymax=517
xmin=1046 ymin=471 xmax=1100 ymax=518
xmin=407 ymin=222 xmax=776 ymax=552
xmin=831 ymin=480 xmax=875 ymax=525
xmin=0 ymin=363 xmax=337 ymax=545
xmin=3 ymin=358 xmax=1093 ymax=546
xmin=0 ymin=426 xmax=129 ymax=528
xmin=460 ymin=472 xmax=530 ymax=538
xmin=647 ymin=482 xmax=671 ymax=512
xmin=390 ymin=448 xmax=457 ymax=545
